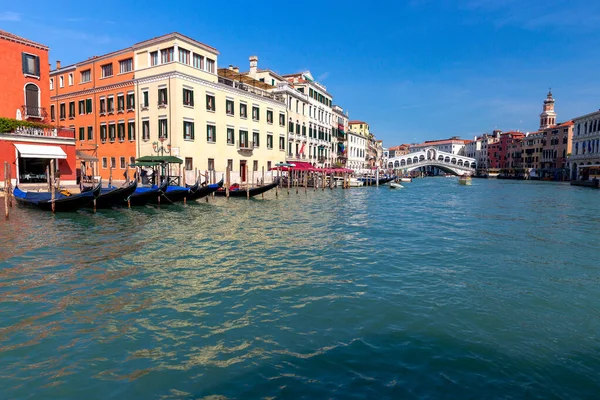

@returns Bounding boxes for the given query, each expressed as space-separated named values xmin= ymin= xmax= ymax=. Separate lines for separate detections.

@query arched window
xmin=24 ymin=83 xmax=40 ymax=117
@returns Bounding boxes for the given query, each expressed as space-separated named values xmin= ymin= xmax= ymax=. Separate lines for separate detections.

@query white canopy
xmin=14 ymin=143 xmax=67 ymax=159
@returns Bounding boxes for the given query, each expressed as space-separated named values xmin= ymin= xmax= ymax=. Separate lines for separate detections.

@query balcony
xmin=21 ymin=105 xmax=47 ymax=120
xmin=238 ymin=142 xmax=254 ymax=152
xmin=2 ymin=123 xmax=75 ymax=140
xmin=318 ymin=157 xmax=327 ymax=163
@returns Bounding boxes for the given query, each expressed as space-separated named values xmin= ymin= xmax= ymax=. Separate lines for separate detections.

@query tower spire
xmin=539 ymin=89 xmax=556 ymax=130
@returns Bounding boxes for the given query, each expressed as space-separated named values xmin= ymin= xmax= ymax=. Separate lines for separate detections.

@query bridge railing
xmin=390 ymin=159 xmax=476 ymax=170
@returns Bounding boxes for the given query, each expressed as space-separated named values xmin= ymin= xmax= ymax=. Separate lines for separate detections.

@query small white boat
xmin=348 ymin=178 xmax=364 ymax=187
xmin=390 ymin=182 xmax=404 ymax=189
xmin=400 ymin=177 xmax=412 ymax=182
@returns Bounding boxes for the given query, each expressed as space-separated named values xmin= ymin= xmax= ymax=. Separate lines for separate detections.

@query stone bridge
xmin=386 ymin=147 xmax=477 ymax=175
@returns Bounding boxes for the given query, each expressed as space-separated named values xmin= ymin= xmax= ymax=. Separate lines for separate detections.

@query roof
xmin=218 ymin=68 xmax=275 ymax=90
xmin=133 ymin=32 xmax=218 ymax=54
xmin=0 ymin=29 xmax=48 ymax=50
xmin=412 ymin=138 xmax=468 ymax=147
xmin=349 ymin=120 xmax=367 ymax=125
xmin=136 ymin=155 xmax=183 ymax=164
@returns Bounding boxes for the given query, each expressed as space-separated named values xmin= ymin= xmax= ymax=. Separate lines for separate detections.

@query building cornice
xmin=50 ymin=81 xmax=135 ymax=101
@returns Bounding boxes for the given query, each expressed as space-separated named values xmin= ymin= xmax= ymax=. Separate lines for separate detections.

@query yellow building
xmin=133 ymin=33 xmax=287 ymax=184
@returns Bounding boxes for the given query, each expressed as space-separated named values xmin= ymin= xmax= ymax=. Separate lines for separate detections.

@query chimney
xmin=249 ymin=55 xmax=258 ymax=78
xmin=56 ymin=60 xmax=61 ymax=69
xmin=233 ymin=66 xmax=239 ymax=73
xmin=228 ymin=65 xmax=234 ymax=70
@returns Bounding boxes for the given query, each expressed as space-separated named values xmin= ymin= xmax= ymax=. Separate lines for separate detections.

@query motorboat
xmin=458 ymin=174 xmax=472 ymax=185
xmin=390 ymin=182 xmax=404 ymax=189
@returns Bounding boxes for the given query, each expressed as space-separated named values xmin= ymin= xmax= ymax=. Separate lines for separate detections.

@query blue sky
xmin=2 ymin=0 xmax=600 ymax=146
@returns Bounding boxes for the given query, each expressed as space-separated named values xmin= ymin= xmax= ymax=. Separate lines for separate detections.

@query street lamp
xmin=152 ymin=136 xmax=171 ymax=156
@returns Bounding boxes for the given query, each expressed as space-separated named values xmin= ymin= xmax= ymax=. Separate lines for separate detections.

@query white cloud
xmin=0 ymin=11 xmax=21 ymax=21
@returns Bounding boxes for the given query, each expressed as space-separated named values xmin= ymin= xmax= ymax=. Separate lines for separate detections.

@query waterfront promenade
xmin=1 ymin=178 xmax=599 ymax=399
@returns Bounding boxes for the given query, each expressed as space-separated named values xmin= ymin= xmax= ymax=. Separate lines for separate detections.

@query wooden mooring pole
xmin=205 ymin=170 xmax=209 ymax=203
xmin=4 ymin=162 xmax=9 ymax=220
xmin=246 ymin=164 xmax=250 ymax=199
xmin=226 ymin=167 xmax=230 ymax=199
xmin=50 ymin=159 xmax=56 ymax=213
xmin=262 ymin=166 xmax=265 ymax=199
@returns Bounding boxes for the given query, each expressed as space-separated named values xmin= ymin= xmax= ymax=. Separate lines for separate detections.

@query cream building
xmin=237 ymin=58 xmax=311 ymax=164
xmin=348 ymin=121 xmax=369 ymax=171
xmin=282 ymin=72 xmax=334 ymax=167
xmin=569 ymin=109 xmax=600 ymax=180
xmin=332 ymin=105 xmax=349 ymax=166
xmin=132 ymin=34 xmax=287 ymax=184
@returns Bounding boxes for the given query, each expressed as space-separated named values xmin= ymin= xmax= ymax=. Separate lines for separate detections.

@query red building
xmin=488 ymin=131 xmax=525 ymax=170
xmin=0 ymin=29 xmax=76 ymax=186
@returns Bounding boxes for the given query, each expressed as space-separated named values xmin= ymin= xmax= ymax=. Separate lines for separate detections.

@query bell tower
xmin=539 ymin=89 xmax=556 ymax=130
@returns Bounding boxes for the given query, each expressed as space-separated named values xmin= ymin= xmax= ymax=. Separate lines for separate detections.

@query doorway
xmin=240 ymin=160 xmax=247 ymax=182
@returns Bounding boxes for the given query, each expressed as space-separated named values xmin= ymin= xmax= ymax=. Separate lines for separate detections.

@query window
xmin=50 ymin=105 xmax=55 ymax=121
xmin=142 ymin=120 xmax=150 ymax=140
xmin=158 ymin=118 xmax=168 ymax=139
xmin=267 ymin=161 xmax=272 ymax=170
xmin=279 ymin=113 xmax=285 ymax=126
xmin=142 ymin=91 xmax=149 ymax=108
xmin=302 ymin=125 xmax=306 ymax=136
xmin=129 ymin=157 xmax=135 ymax=167
xmin=87 ymin=126 xmax=93 ymax=140
xmin=158 ymin=88 xmax=167 ymax=106
xmin=184 ymin=121 xmax=195 ymax=140
xmin=253 ymin=131 xmax=260 ymax=148
xmin=206 ymin=58 xmax=215 ymax=73
xmin=267 ymin=110 xmax=273 ymax=124
xmin=59 ymin=76 xmax=64 ymax=88
xmin=59 ymin=103 xmax=66 ymax=120
xmin=252 ymin=106 xmax=259 ymax=121
xmin=128 ymin=121 xmax=135 ymax=141
xmin=253 ymin=160 xmax=258 ymax=171
xmin=102 ymin=157 xmax=107 ymax=169
xmin=101 ymin=63 xmax=113 ymax=78
xmin=206 ymin=95 xmax=215 ymax=111
xmin=150 ymin=51 xmax=159 ymax=66
xmin=127 ymin=93 xmax=135 ymax=110
xmin=50 ymin=78 xmax=54 ymax=90
xmin=81 ymin=69 xmax=91 ymax=83
xmin=110 ymin=157 xmax=116 ymax=169
xmin=107 ymin=96 xmax=114 ymax=113
xmin=78 ymin=100 xmax=85 ymax=115
xmin=117 ymin=94 xmax=125 ymax=111
xmin=208 ymin=159 xmax=215 ymax=171
xmin=22 ymin=53 xmax=40 ymax=76
xmin=68 ymin=73 xmax=73 ymax=86
xmin=193 ymin=53 xmax=204 ymax=69
xmin=119 ymin=58 xmax=133 ymax=73
xmin=183 ymin=88 xmax=194 ymax=106
xmin=100 ymin=124 xmax=107 ymax=142
xmin=288 ymin=121 xmax=293 ymax=133
xmin=239 ymin=130 xmax=249 ymax=148
xmin=185 ymin=157 xmax=193 ymax=171
xmin=279 ymin=136 xmax=285 ymax=150
xmin=296 ymin=123 xmax=300 ymax=135
xmin=86 ymin=98 xmax=92 ymax=114
xmin=179 ymin=48 xmax=190 ymax=64
xmin=120 ymin=157 xmax=126 ymax=169
xmin=227 ymin=128 xmax=235 ymax=145
xmin=118 ymin=122 xmax=125 ymax=141
xmin=226 ymin=99 xmax=234 ymax=115
xmin=267 ymin=134 xmax=273 ymax=149
xmin=240 ymin=103 xmax=247 ymax=118
xmin=109 ymin=123 xmax=116 ymax=142
xmin=160 ymin=47 xmax=174 ymax=63
xmin=68 ymin=102 xmax=75 ymax=118
xmin=78 ymin=127 xmax=85 ymax=141
xmin=207 ymin=125 xmax=216 ymax=142
xmin=227 ymin=159 xmax=233 ymax=171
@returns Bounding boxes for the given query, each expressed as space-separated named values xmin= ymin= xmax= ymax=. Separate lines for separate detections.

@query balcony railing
xmin=21 ymin=105 xmax=47 ymax=120
xmin=218 ymin=77 xmax=285 ymax=103
xmin=7 ymin=125 xmax=75 ymax=139
xmin=238 ymin=142 xmax=253 ymax=151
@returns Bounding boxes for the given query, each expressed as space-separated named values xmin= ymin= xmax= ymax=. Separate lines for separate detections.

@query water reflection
xmin=1 ymin=180 xmax=600 ymax=398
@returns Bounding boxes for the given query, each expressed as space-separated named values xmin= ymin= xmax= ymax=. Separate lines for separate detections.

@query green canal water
xmin=1 ymin=178 xmax=600 ymax=399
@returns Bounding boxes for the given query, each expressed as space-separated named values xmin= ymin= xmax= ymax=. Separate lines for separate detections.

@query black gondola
xmin=147 ymin=184 xmax=190 ymax=205
xmin=125 ymin=180 xmax=168 ymax=206
xmin=186 ymin=178 xmax=224 ymax=201
xmin=89 ymin=180 xmax=138 ymax=209
xmin=214 ymin=179 xmax=278 ymax=198
xmin=358 ymin=176 xmax=396 ymax=186
xmin=13 ymin=181 xmax=102 ymax=212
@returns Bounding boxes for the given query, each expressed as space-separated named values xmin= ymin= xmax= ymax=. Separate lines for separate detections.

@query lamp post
xmin=152 ymin=137 xmax=171 ymax=156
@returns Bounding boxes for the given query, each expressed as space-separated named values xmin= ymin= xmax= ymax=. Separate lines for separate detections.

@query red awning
xmin=270 ymin=161 xmax=317 ymax=172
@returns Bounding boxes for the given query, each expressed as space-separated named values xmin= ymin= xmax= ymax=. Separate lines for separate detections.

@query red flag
xmin=300 ymin=142 xmax=305 ymax=155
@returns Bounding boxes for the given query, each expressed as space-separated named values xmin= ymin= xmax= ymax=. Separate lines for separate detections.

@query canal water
xmin=1 ymin=178 xmax=599 ymax=399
